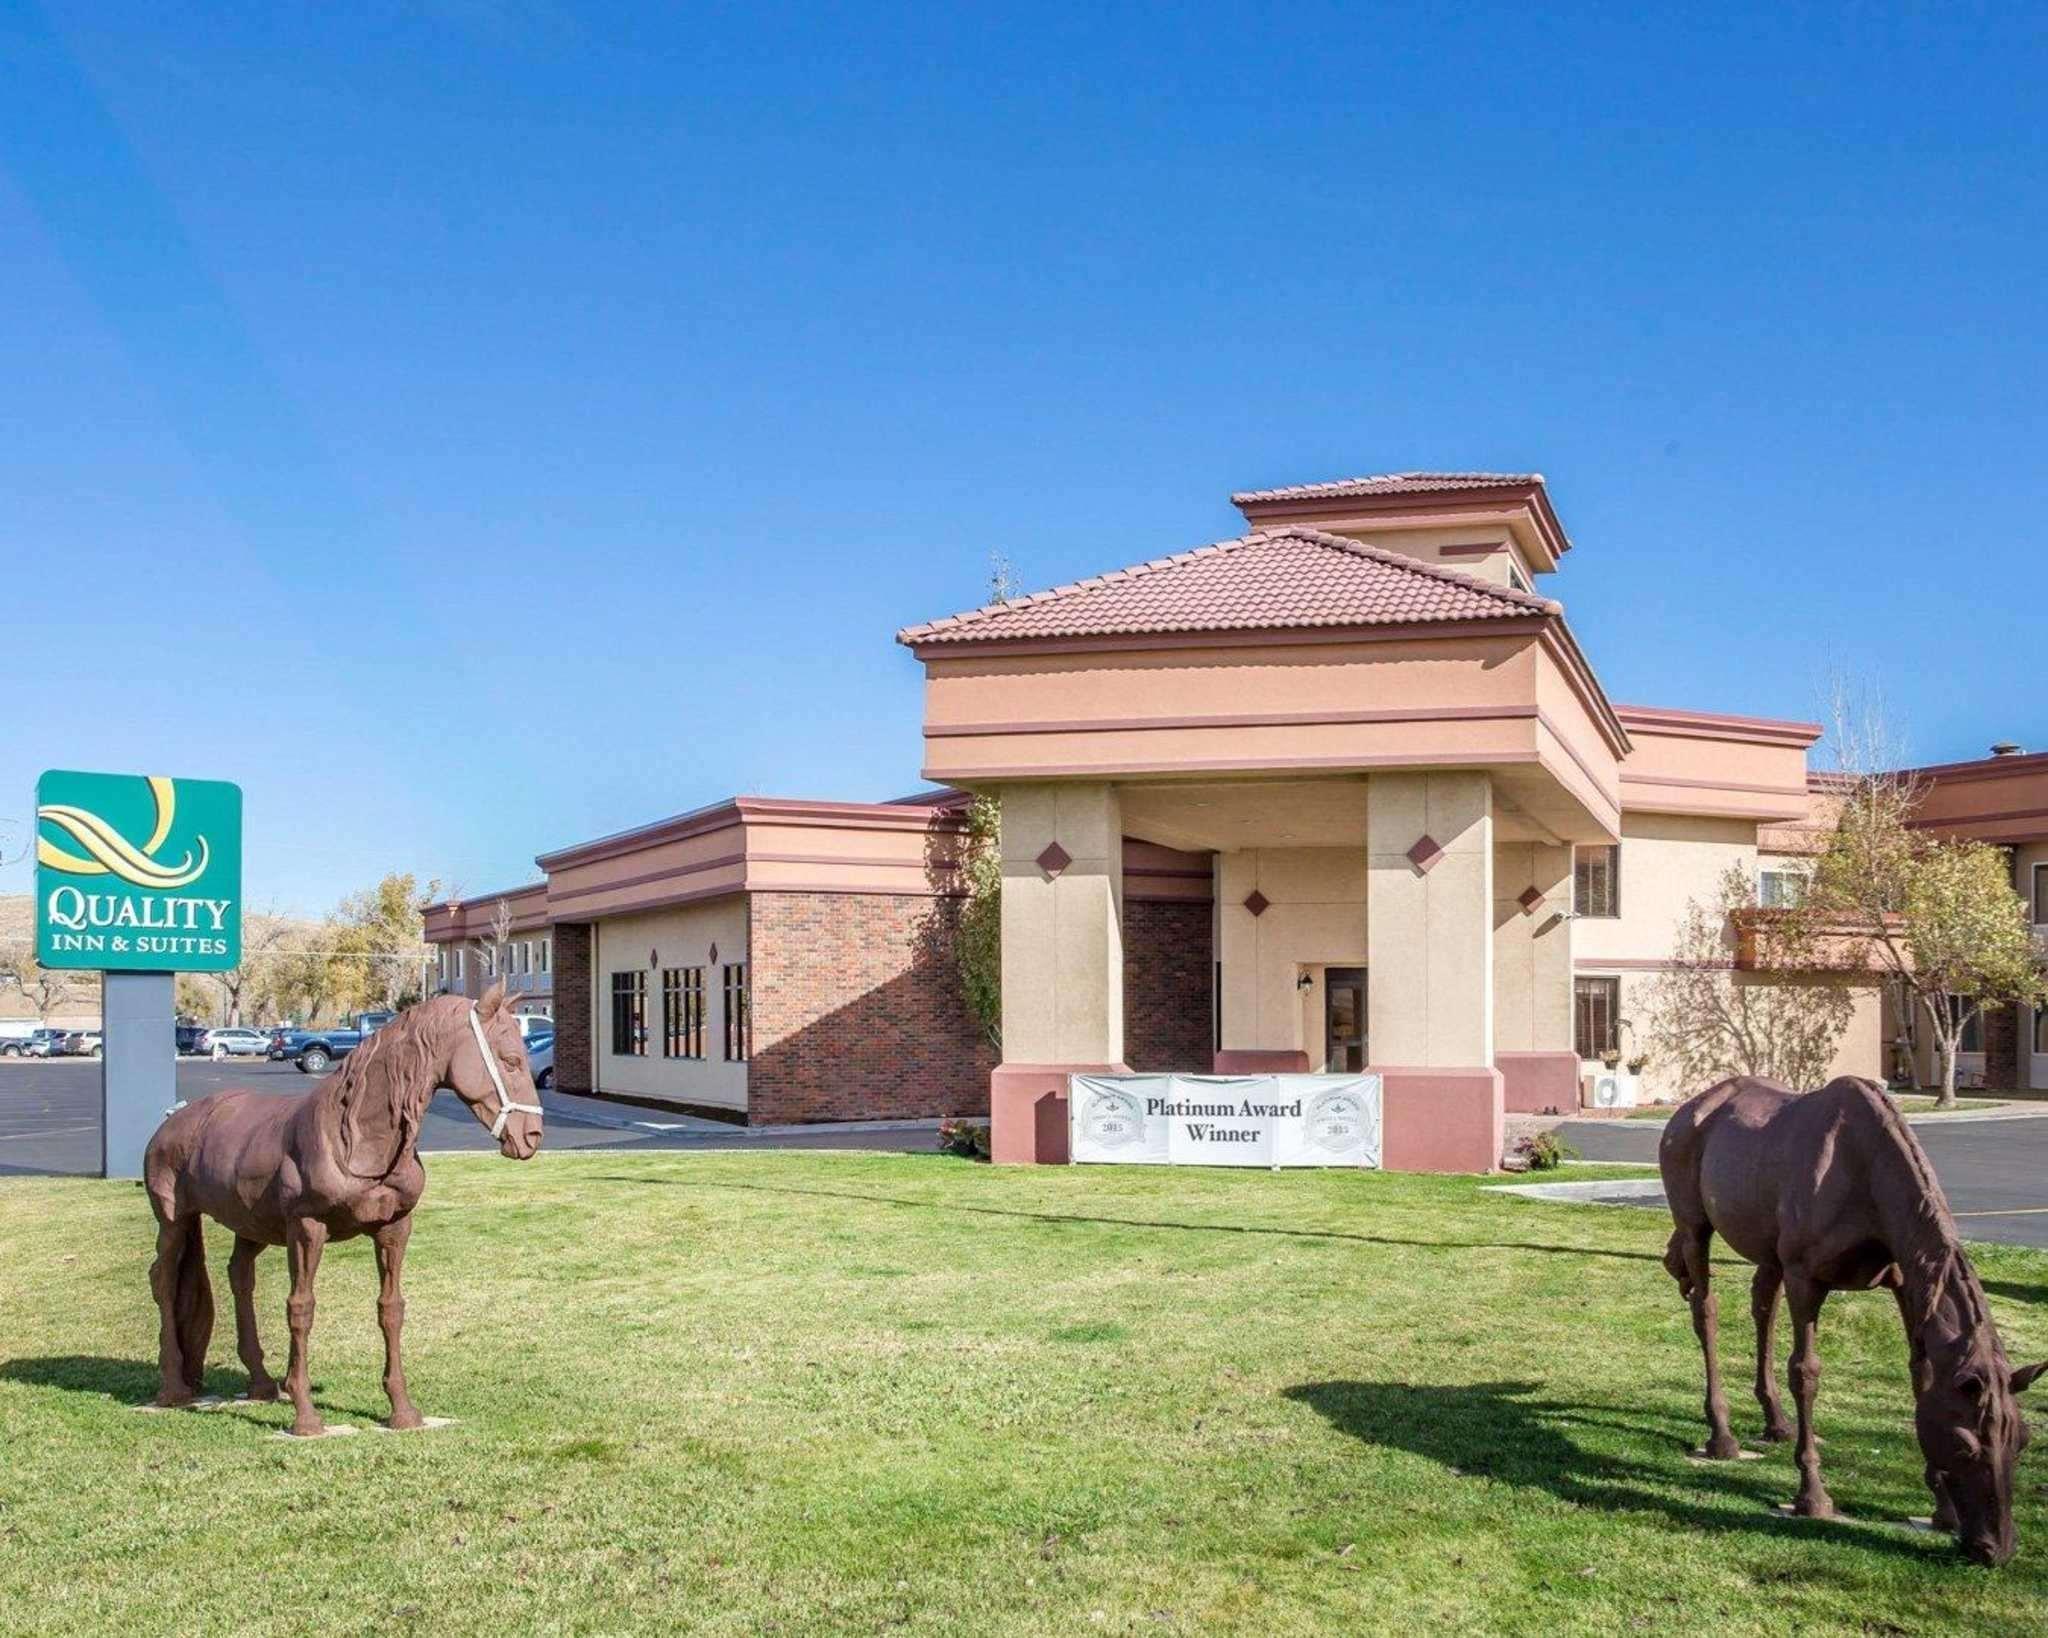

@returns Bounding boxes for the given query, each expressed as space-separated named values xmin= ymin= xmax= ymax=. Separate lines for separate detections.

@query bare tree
xmin=1642 ymin=864 xmax=1855 ymax=1092
xmin=0 ymin=943 xmax=72 ymax=1021
xmin=218 ymin=906 xmax=294 ymax=1025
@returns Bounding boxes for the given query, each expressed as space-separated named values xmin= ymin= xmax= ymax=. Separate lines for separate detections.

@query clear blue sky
xmin=6 ymin=2 xmax=2045 ymax=915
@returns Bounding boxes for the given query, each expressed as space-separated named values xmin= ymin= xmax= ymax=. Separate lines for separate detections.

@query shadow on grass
xmin=1288 ymin=1378 xmax=1940 ymax=1561
xmin=585 ymin=1174 xmax=1667 ymax=1264
xmin=1 ymin=1355 xmax=261 ymax=1405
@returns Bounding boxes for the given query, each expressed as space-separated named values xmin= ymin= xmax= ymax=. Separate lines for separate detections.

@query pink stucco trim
xmin=1378 ymin=1066 xmax=1505 ymax=1173
xmin=1211 ymin=1049 xmax=1311 ymax=1074
xmin=1495 ymin=1051 xmax=1582 ymax=1116
xmin=989 ymin=1064 xmax=1128 ymax=1165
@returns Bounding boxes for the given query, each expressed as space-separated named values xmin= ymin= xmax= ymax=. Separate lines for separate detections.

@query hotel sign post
xmin=34 ymin=770 xmax=243 ymax=1180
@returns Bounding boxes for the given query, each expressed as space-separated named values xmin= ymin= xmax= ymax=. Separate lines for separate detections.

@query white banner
xmin=1069 ymin=1073 xmax=1382 ymax=1168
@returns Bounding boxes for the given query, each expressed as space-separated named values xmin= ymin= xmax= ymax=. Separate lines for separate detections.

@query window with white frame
xmin=537 ymin=937 xmax=551 ymax=974
xmin=1574 ymin=845 xmax=1620 ymax=919
xmin=2033 ymin=863 xmax=2048 ymax=926
xmin=1575 ymin=975 xmax=1621 ymax=1060
xmin=1759 ymin=869 xmax=1807 ymax=909
xmin=453 ymin=947 xmax=465 ymax=981
xmin=2034 ymin=1007 xmax=2048 ymax=1056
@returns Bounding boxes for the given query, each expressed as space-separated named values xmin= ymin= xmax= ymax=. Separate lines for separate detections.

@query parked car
xmin=272 ymin=1011 xmax=397 ymax=1074
xmin=0 ymin=1021 xmax=37 ymax=1054
xmin=175 ymin=1022 xmax=211 ymax=1055
xmin=202 ymin=1027 xmax=272 ymax=1060
xmin=13 ymin=1028 xmax=67 ymax=1058
xmin=524 ymin=1028 xmax=555 ymax=1090
xmin=56 ymin=1030 xmax=103 ymax=1057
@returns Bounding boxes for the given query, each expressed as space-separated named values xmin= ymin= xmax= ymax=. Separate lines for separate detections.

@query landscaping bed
xmin=3 ymin=1151 xmax=2045 ymax=1635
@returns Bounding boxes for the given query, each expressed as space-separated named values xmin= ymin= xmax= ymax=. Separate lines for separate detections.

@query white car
xmin=203 ymin=1027 xmax=272 ymax=1059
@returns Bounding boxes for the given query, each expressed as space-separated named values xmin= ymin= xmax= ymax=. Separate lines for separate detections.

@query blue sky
xmin=5 ymin=2 xmax=2045 ymax=914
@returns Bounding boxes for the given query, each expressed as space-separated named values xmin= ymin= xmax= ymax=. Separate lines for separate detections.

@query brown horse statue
xmin=142 ymin=983 xmax=543 ymax=1436
xmin=1661 ymin=1075 xmax=2044 ymax=1564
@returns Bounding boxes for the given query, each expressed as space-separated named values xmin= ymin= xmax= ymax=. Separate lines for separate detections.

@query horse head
xmin=446 ymin=982 xmax=544 ymax=1160
xmin=1918 ymin=1332 xmax=2047 ymax=1565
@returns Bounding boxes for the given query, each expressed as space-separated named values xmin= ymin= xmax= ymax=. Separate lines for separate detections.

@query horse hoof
xmin=288 ymin=1420 xmax=326 ymax=1439
xmin=1699 ymin=1437 xmax=1743 ymax=1461
xmin=385 ymin=1409 xmax=425 ymax=1432
xmin=247 ymin=1380 xmax=281 ymax=1403
xmin=1760 ymin=1423 xmax=1794 ymax=1443
xmin=1780 ymin=1496 xmax=1835 ymax=1521
xmin=152 ymin=1390 xmax=195 ymax=1410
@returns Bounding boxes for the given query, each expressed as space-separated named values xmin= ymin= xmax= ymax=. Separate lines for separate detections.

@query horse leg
xmin=176 ymin=1216 xmax=213 ymax=1398
xmin=1784 ymin=1273 xmax=1834 ymax=1518
xmin=148 ymin=1216 xmax=196 ymax=1407
xmin=1678 ymin=1226 xmax=1741 ymax=1459
xmin=1751 ymin=1265 xmax=1793 ymax=1442
xmin=1890 ymin=1282 xmax=1958 ymax=1530
xmin=373 ymin=1217 xmax=423 ymax=1430
xmin=281 ymin=1216 xmax=329 ymax=1437
xmin=229 ymin=1237 xmax=279 ymax=1401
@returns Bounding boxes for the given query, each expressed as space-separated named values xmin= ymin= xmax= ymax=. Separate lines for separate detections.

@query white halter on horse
xmin=469 ymin=1004 xmax=544 ymax=1139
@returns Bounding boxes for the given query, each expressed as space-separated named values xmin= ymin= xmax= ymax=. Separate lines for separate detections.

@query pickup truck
xmin=270 ymin=1012 xmax=397 ymax=1075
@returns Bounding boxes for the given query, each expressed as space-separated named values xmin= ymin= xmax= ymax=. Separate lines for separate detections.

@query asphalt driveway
xmin=0 ymin=1058 xmax=936 ymax=1177
xmin=1556 ymin=1108 xmax=2048 ymax=1248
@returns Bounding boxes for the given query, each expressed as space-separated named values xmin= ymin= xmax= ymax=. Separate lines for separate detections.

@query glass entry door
xmin=1324 ymin=968 xmax=1367 ymax=1073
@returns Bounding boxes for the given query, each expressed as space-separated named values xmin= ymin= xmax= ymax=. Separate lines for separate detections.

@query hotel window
xmin=722 ymin=963 xmax=750 ymax=1062
xmin=537 ymin=936 xmax=551 ymax=974
xmin=481 ymin=944 xmax=496 ymax=979
xmin=663 ymin=967 xmax=706 ymax=1059
xmin=453 ymin=948 xmax=464 ymax=981
xmin=1759 ymin=870 xmax=1807 ymax=909
xmin=2035 ymin=1008 xmax=2048 ymax=1056
xmin=1575 ymin=976 xmax=1621 ymax=1060
xmin=1959 ymin=1009 xmax=1983 ymax=1055
xmin=2034 ymin=864 xmax=2048 ymax=926
xmin=1574 ymin=845 xmax=1620 ymax=919
xmin=611 ymin=971 xmax=647 ymax=1057
xmin=1507 ymin=560 xmax=1532 ymax=595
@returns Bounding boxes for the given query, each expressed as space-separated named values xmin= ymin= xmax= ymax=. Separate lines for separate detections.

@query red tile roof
xmin=1229 ymin=471 xmax=1545 ymax=505
xmin=897 ymin=526 xmax=1561 ymax=647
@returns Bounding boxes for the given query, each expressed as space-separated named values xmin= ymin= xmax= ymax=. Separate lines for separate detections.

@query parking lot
xmin=0 ymin=1058 xmax=935 ymax=1177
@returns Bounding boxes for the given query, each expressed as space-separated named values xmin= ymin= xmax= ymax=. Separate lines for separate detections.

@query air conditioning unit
xmin=1582 ymin=1069 xmax=1639 ymax=1111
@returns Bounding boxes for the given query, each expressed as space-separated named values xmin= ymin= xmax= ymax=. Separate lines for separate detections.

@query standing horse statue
xmin=142 ymin=983 xmax=543 ymax=1436
xmin=1661 ymin=1075 xmax=2044 ymax=1565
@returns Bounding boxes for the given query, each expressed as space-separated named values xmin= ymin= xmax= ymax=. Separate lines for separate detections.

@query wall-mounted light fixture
xmin=1296 ymin=972 xmax=1315 ymax=991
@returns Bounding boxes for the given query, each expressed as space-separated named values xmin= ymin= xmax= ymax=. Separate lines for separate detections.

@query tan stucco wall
xmin=1214 ymin=847 xmax=1368 ymax=1060
xmin=1572 ymin=814 xmax=1758 ymax=967
xmin=591 ymin=896 xmax=750 ymax=1110
xmin=1614 ymin=970 xmax=1885 ymax=1104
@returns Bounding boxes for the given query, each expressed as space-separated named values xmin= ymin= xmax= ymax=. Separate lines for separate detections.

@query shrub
xmin=937 ymin=1118 xmax=991 ymax=1162
xmin=1518 ymin=1131 xmax=1577 ymax=1172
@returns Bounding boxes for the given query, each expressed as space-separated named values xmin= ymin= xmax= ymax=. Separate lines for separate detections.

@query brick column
xmin=551 ymin=921 xmax=594 ymax=1095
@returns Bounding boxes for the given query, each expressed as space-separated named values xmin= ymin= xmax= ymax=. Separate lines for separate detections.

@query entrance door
xmin=1324 ymin=968 xmax=1367 ymax=1073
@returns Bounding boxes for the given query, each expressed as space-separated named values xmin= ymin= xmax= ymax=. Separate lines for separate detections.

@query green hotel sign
xmin=35 ymin=770 xmax=243 ymax=973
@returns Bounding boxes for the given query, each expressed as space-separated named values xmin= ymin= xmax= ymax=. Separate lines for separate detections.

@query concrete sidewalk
xmin=540 ymin=1086 xmax=949 ymax=1141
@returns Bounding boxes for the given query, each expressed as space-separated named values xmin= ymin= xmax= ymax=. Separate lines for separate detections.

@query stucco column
xmin=990 ymin=783 xmax=1124 ymax=1161
xmin=1366 ymin=771 xmax=1504 ymax=1171
xmin=1492 ymin=840 xmax=1580 ymax=1114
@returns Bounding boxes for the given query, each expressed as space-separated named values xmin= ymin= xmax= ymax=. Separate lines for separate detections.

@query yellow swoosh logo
xmin=37 ymin=775 xmax=210 ymax=889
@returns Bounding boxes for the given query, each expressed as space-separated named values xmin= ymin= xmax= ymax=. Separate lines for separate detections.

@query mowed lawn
xmin=3 ymin=1152 xmax=2048 ymax=1636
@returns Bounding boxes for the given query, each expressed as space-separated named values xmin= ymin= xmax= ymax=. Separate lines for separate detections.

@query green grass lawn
xmin=4 ymin=1151 xmax=2047 ymax=1636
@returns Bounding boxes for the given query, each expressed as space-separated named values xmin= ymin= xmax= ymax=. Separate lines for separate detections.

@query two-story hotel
xmin=424 ymin=471 xmax=2045 ymax=1168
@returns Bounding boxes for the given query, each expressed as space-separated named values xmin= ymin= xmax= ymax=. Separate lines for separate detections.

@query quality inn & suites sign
xmin=35 ymin=770 xmax=243 ymax=972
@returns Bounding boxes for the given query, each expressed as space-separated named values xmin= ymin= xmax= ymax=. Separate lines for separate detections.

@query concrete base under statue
xmin=989 ymin=1062 xmax=1503 ymax=1172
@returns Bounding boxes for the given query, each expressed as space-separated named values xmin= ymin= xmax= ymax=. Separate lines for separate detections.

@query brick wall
xmin=552 ymin=921 xmax=594 ymax=1095
xmin=748 ymin=892 xmax=996 ymax=1124
xmin=1125 ymin=897 xmax=1213 ymax=1071
xmin=1986 ymin=1002 xmax=2020 ymax=1091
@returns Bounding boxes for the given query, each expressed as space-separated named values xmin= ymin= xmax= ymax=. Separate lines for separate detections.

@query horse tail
xmin=172 ymin=1218 xmax=214 ymax=1398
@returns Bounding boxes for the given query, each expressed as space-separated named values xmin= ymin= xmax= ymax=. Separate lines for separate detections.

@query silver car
xmin=202 ymin=1027 xmax=272 ymax=1060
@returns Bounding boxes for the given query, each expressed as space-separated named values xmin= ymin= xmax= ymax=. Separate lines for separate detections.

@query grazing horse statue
xmin=142 ymin=983 xmax=543 ymax=1436
xmin=1661 ymin=1075 xmax=2044 ymax=1565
